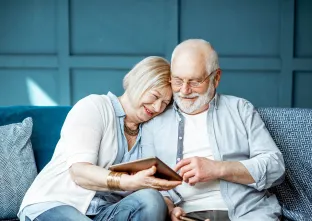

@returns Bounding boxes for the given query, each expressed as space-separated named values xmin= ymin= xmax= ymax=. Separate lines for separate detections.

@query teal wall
xmin=0 ymin=0 xmax=311 ymax=107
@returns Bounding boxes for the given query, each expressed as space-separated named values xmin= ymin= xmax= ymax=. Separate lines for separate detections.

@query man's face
xmin=171 ymin=55 xmax=216 ymax=114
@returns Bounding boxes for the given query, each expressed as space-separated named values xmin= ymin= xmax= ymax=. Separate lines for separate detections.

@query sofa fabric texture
xmin=258 ymin=108 xmax=312 ymax=221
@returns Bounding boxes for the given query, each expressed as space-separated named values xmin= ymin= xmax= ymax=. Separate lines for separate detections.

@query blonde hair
xmin=123 ymin=56 xmax=171 ymax=104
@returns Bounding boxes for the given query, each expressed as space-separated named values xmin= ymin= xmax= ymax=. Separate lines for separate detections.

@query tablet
xmin=109 ymin=157 xmax=183 ymax=181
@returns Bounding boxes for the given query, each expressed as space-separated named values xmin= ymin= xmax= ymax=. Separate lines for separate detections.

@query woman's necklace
xmin=124 ymin=123 xmax=139 ymax=136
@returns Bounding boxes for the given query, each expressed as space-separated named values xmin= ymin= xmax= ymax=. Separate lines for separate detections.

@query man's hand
xmin=170 ymin=206 xmax=186 ymax=221
xmin=174 ymin=157 xmax=255 ymax=185
xmin=174 ymin=157 xmax=222 ymax=185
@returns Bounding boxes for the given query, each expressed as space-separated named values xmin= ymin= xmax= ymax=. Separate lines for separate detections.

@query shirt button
xmin=177 ymin=158 xmax=181 ymax=161
xmin=179 ymin=136 xmax=182 ymax=140
xmin=178 ymin=118 xmax=181 ymax=121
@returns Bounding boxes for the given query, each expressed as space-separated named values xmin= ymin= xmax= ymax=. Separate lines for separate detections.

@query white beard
xmin=173 ymin=83 xmax=215 ymax=114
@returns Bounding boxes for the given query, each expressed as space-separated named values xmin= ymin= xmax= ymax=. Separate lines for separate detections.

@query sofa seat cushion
xmin=0 ymin=118 xmax=37 ymax=220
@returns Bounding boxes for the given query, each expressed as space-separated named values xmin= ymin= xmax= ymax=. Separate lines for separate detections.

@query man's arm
xmin=175 ymin=100 xmax=285 ymax=190
xmin=239 ymin=100 xmax=285 ymax=190
xmin=174 ymin=157 xmax=255 ymax=185
xmin=219 ymin=161 xmax=255 ymax=184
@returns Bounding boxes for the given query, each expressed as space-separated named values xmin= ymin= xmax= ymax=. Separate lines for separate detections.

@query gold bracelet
xmin=107 ymin=171 xmax=125 ymax=191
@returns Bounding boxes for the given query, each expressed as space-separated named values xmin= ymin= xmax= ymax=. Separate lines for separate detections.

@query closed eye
xmin=149 ymin=94 xmax=158 ymax=100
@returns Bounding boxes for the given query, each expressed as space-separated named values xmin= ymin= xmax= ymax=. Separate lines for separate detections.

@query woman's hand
xmin=120 ymin=166 xmax=182 ymax=191
xmin=170 ymin=207 xmax=185 ymax=221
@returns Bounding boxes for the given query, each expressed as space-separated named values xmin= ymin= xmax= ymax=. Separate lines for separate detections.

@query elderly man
xmin=141 ymin=39 xmax=285 ymax=221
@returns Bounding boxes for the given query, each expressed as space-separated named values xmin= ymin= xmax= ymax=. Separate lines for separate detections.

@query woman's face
xmin=135 ymin=86 xmax=172 ymax=123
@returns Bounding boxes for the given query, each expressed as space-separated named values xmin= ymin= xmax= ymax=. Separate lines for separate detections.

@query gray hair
xmin=206 ymin=49 xmax=220 ymax=76
xmin=171 ymin=40 xmax=220 ymax=78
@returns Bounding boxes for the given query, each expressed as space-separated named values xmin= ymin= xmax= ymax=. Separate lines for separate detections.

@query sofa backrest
xmin=1 ymin=106 xmax=312 ymax=220
xmin=0 ymin=106 xmax=71 ymax=171
xmin=258 ymin=107 xmax=312 ymax=221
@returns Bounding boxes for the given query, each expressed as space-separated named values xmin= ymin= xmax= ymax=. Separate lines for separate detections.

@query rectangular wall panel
xmin=0 ymin=69 xmax=59 ymax=106
xmin=218 ymin=71 xmax=279 ymax=107
xmin=180 ymin=0 xmax=280 ymax=57
xmin=71 ymin=69 xmax=128 ymax=103
xmin=0 ymin=0 xmax=57 ymax=55
xmin=293 ymin=72 xmax=312 ymax=108
xmin=70 ymin=0 xmax=170 ymax=56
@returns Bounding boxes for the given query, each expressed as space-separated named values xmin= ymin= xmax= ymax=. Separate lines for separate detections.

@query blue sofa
xmin=0 ymin=106 xmax=311 ymax=221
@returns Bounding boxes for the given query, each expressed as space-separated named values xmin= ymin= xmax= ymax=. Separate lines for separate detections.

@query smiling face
xmin=170 ymin=40 xmax=221 ymax=114
xmin=135 ymin=86 xmax=172 ymax=122
xmin=171 ymin=52 xmax=212 ymax=114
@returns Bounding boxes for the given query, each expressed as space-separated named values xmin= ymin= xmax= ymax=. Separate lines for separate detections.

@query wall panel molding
xmin=0 ymin=0 xmax=311 ymax=107
xmin=57 ymin=0 xmax=70 ymax=105
xmin=220 ymin=57 xmax=281 ymax=71
xmin=0 ymin=56 xmax=58 ymax=68
xmin=278 ymin=0 xmax=295 ymax=107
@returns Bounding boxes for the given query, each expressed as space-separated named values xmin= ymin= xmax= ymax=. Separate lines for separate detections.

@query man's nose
xmin=180 ymin=82 xmax=192 ymax=95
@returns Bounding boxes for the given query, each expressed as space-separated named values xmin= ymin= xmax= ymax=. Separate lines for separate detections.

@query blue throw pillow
xmin=0 ymin=117 xmax=38 ymax=219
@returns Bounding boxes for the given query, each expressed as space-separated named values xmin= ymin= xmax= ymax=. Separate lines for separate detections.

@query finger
xmin=153 ymin=179 xmax=182 ymax=190
xmin=159 ymin=182 xmax=182 ymax=190
xmin=205 ymin=219 xmax=211 ymax=221
xmin=157 ymin=183 xmax=182 ymax=190
xmin=173 ymin=208 xmax=184 ymax=218
xmin=172 ymin=217 xmax=180 ymax=221
xmin=182 ymin=170 xmax=196 ymax=183
xmin=141 ymin=166 xmax=157 ymax=176
xmin=145 ymin=177 xmax=181 ymax=190
xmin=179 ymin=164 xmax=193 ymax=178
xmin=166 ymin=181 xmax=182 ymax=188
xmin=171 ymin=216 xmax=180 ymax=221
xmin=159 ymin=185 xmax=180 ymax=191
xmin=174 ymin=158 xmax=192 ymax=172
xmin=188 ymin=176 xmax=200 ymax=186
xmin=171 ymin=207 xmax=185 ymax=221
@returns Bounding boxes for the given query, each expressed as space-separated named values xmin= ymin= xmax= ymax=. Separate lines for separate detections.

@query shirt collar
xmin=107 ymin=92 xmax=126 ymax=117
xmin=173 ymin=92 xmax=219 ymax=112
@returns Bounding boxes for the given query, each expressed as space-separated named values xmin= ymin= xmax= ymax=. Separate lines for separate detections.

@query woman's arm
xmin=69 ymin=162 xmax=111 ymax=191
xmin=70 ymin=163 xmax=181 ymax=191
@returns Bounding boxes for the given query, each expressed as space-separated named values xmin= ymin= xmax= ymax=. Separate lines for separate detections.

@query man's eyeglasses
xmin=169 ymin=69 xmax=219 ymax=88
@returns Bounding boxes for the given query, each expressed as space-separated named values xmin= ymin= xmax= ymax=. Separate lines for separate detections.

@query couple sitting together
xmin=18 ymin=39 xmax=285 ymax=221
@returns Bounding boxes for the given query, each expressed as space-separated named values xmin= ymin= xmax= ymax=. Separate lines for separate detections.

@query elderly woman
xmin=18 ymin=56 xmax=181 ymax=221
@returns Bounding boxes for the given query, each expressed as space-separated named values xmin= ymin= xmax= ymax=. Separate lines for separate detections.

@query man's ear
xmin=214 ymin=69 xmax=222 ymax=88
